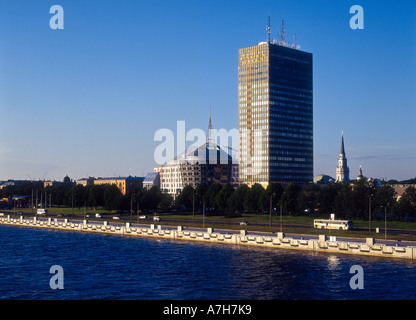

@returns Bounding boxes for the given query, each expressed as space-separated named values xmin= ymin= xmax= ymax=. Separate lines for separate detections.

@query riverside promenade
xmin=1 ymin=215 xmax=416 ymax=260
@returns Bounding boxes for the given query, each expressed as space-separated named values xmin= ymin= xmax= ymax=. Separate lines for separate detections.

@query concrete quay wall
xmin=1 ymin=215 xmax=415 ymax=260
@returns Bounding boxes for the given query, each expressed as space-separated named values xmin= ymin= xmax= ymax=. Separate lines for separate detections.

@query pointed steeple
xmin=336 ymin=131 xmax=350 ymax=182
xmin=206 ymin=105 xmax=215 ymax=147
xmin=340 ymin=131 xmax=345 ymax=155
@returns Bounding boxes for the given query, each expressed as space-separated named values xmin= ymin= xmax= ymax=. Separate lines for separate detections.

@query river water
xmin=0 ymin=224 xmax=415 ymax=300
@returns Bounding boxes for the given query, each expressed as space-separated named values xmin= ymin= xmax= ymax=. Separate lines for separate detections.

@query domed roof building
xmin=154 ymin=114 xmax=239 ymax=197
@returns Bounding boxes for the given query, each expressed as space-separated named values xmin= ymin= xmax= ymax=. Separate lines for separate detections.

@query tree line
xmin=1 ymin=179 xmax=416 ymax=221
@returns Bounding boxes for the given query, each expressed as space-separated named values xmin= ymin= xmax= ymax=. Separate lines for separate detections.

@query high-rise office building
xmin=238 ymin=26 xmax=313 ymax=186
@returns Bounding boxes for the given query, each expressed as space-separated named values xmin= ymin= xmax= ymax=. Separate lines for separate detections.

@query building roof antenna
xmin=293 ymin=33 xmax=298 ymax=48
xmin=280 ymin=19 xmax=286 ymax=45
xmin=267 ymin=16 xmax=271 ymax=43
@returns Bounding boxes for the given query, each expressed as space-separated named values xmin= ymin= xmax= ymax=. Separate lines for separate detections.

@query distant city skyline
xmin=0 ymin=0 xmax=415 ymax=182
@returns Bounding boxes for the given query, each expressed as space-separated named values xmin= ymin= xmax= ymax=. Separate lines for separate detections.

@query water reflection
xmin=0 ymin=225 xmax=415 ymax=300
xmin=327 ymin=255 xmax=341 ymax=271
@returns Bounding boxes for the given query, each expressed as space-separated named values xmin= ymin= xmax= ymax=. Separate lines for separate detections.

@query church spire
xmin=357 ymin=165 xmax=363 ymax=180
xmin=340 ymin=131 xmax=345 ymax=155
xmin=336 ymin=131 xmax=350 ymax=182
xmin=206 ymin=105 xmax=215 ymax=147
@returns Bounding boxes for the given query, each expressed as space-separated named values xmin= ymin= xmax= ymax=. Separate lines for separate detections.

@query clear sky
xmin=0 ymin=0 xmax=415 ymax=182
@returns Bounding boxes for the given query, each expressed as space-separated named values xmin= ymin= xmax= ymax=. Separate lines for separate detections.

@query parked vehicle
xmin=153 ymin=216 xmax=161 ymax=221
xmin=95 ymin=213 xmax=102 ymax=218
xmin=138 ymin=215 xmax=147 ymax=220
xmin=37 ymin=209 xmax=48 ymax=215
xmin=112 ymin=216 xmax=120 ymax=220
xmin=313 ymin=219 xmax=353 ymax=230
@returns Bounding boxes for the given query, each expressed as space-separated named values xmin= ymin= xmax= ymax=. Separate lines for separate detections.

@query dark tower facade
xmin=238 ymin=40 xmax=313 ymax=186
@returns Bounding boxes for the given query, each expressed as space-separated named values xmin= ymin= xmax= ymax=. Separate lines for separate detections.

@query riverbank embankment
xmin=1 ymin=215 xmax=415 ymax=260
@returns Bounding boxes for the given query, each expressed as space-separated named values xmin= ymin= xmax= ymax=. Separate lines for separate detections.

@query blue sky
xmin=0 ymin=0 xmax=415 ymax=182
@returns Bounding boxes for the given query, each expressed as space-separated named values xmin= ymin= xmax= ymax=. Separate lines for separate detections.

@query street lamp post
xmin=193 ymin=193 xmax=198 ymax=224
xmin=368 ymin=194 xmax=373 ymax=234
xmin=280 ymin=202 xmax=283 ymax=233
xmin=71 ymin=193 xmax=74 ymax=218
xmin=203 ymin=201 xmax=205 ymax=228
xmin=384 ymin=203 xmax=389 ymax=240
xmin=130 ymin=193 xmax=135 ymax=222
xmin=269 ymin=193 xmax=275 ymax=228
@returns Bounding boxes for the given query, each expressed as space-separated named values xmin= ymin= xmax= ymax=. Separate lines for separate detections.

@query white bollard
xmin=366 ymin=238 xmax=375 ymax=246
xmin=319 ymin=234 xmax=327 ymax=242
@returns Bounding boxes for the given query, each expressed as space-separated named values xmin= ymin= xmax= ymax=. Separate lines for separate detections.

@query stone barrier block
xmin=366 ymin=238 xmax=375 ymax=246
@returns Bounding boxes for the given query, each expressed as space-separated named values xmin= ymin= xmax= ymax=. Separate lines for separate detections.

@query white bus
xmin=314 ymin=219 xmax=353 ymax=230
xmin=36 ymin=209 xmax=48 ymax=215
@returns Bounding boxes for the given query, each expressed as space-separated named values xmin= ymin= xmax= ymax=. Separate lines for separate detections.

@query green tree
xmin=175 ymin=185 xmax=195 ymax=210
xmin=297 ymin=183 xmax=320 ymax=216
xmin=88 ymin=184 xmax=106 ymax=209
xmin=204 ymin=183 xmax=222 ymax=209
xmin=194 ymin=183 xmax=208 ymax=209
xmin=243 ymin=183 xmax=265 ymax=213
xmin=215 ymin=183 xmax=234 ymax=212
xmin=373 ymin=185 xmax=396 ymax=219
xmin=228 ymin=184 xmax=249 ymax=213
xmin=395 ymin=186 xmax=416 ymax=221
xmin=103 ymin=184 xmax=122 ymax=211
xmin=159 ymin=193 xmax=174 ymax=212
xmin=281 ymin=183 xmax=301 ymax=215
xmin=140 ymin=186 xmax=162 ymax=212
xmin=333 ymin=183 xmax=353 ymax=219
xmin=65 ymin=184 xmax=87 ymax=209
xmin=261 ymin=182 xmax=284 ymax=213
xmin=317 ymin=183 xmax=342 ymax=215
xmin=351 ymin=180 xmax=374 ymax=221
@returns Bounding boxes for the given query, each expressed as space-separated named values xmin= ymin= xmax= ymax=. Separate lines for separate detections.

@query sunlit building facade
xmin=154 ymin=116 xmax=238 ymax=197
xmin=238 ymin=41 xmax=313 ymax=186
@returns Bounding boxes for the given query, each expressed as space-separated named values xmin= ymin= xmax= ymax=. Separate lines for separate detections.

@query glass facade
xmin=238 ymin=42 xmax=313 ymax=186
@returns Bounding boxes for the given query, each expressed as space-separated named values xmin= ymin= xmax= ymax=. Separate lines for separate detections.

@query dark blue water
xmin=0 ymin=224 xmax=415 ymax=300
